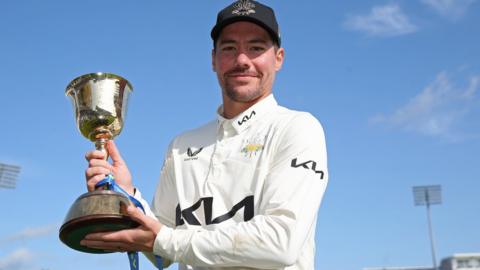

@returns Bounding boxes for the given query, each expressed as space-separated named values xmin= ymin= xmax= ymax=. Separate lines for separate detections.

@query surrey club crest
xmin=232 ymin=0 xmax=256 ymax=16
xmin=241 ymin=134 xmax=265 ymax=158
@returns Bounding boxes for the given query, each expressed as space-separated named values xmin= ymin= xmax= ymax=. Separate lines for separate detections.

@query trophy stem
xmin=95 ymin=138 xmax=110 ymax=161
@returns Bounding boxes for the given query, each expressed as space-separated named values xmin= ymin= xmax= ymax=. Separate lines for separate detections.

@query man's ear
xmin=275 ymin=48 xmax=285 ymax=71
xmin=212 ymin=49 xmax=216 ymax=72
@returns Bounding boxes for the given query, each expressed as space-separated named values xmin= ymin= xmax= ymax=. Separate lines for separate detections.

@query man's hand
xmin=80 ymin=205 xmax=163 ymax=253
xmin=85 ymin=140 xmax=134 ymax=195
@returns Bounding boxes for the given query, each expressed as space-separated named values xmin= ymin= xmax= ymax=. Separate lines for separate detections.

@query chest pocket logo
xmin=184 ymin=147 xmax=203 ymax=161
xmin=176 ymin=195 xmax=254 ymax=226
xmin=187 ymin=147 xmax=203 ymax=157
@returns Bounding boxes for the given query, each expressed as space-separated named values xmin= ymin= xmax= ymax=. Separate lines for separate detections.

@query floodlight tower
xmin=0 ymin=163 xmax=21 ymax=189
xmin=412 ymin=185 xmax=442 ymax=270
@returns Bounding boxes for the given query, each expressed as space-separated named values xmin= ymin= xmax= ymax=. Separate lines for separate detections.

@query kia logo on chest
xmin=176 ymin=195 xmax=254 ymax=226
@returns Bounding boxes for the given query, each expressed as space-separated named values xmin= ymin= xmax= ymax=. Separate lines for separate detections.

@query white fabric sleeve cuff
xmin=132 ymin=187 xmax=156 ymax=218
xmin=153 ymin=225 xmax=203 ymax=263
xmin=153 ymin=225 xmax=174 ymax=258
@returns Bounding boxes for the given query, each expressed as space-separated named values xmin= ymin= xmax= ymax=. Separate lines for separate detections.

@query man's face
xmin=212 ymin=21 xmax=284 ymax=103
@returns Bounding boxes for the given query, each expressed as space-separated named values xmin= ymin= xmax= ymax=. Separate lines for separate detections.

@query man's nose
xmin=235 ymin=51 xmax=251 ymax=68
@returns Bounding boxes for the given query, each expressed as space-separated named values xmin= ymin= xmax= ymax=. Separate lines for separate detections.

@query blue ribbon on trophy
xmin=96 ymin=174 xmax=164 ymax=270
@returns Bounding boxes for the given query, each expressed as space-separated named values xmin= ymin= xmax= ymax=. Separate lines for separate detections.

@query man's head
xmin=211 ymin=1 xmax=284 ymax=111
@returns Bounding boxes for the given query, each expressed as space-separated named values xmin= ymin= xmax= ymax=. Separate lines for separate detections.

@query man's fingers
xmin=85 ymin=230 xmax=124 ymax=241
xmin=107 ymin=141 xmax=124 ymax=164
xmin=85 ymin=150 xmax=106 ymax=161
xmin=88 ymin=158 xmax=113 ymax=169
xmin=86 ymin=174 xmax=107 ymax=191
xmin=80 ymin=239 xmax=133 ymax=252
xmin=85 ymin=165 xmax=112 ymax=191
xmin=85 ymin=166 xmax=111 ymax=178
xmin=83 ymin=228 xmax=138 ymax=245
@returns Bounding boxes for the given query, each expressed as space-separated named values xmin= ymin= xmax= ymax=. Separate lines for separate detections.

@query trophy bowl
xmin=65 ymin=72 xmax=132 ymax=144
xmin=59 ymin=72 xmax=138 ymax=254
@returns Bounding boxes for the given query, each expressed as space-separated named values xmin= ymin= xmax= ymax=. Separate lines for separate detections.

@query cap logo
xmin=232 ymin=0 xmax=256 ymax=16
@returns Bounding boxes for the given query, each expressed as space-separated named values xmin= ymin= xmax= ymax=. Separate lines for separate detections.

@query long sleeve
xmin=133 ymin=140 xmax=178 ymax=226
xmin=150 ymin=141 xmax=178 ymax=228
xmin=136 ymin=142 xmax=177 ymax=268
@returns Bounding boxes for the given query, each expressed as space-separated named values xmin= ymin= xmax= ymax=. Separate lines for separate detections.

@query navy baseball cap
xmin=211 ymin=0 xmax=281 ymax=46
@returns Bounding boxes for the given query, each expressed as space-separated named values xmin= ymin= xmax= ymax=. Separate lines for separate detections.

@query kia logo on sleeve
xmin=291 ymin=158 xmax=325 ymax=180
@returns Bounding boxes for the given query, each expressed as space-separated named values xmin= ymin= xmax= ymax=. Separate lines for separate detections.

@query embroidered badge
xmin=232 ymin=0 xmax=256 ymax=16
xmin=241 ymin=143 xmax=263 ymax=157
xmin=241 ymin=134 xmax=265 ymax=157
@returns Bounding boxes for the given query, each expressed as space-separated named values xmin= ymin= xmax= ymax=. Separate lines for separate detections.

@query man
xmin=81 ymin=1 xmax=329 ymax=269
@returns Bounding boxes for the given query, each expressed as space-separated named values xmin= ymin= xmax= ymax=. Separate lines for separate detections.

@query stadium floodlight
xmin=412 ymin=185 xmax=442 ymax=270
xmin=0 ymin=163 xmax=21 ymax=189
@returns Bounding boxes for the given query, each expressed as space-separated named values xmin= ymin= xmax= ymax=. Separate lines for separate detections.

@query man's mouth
xmin=226 ymin=71 xmax=259 ymax=78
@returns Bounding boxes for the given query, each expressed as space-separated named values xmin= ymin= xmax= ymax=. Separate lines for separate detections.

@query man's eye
xmin=221 ymin=46 xmax=236 ymax=51
xmin=251 ymin=46 xmax=265 ymax=52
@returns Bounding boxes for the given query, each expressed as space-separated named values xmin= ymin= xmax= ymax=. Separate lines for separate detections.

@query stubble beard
xmin=224 ymin=83 xmax=263 ymax=103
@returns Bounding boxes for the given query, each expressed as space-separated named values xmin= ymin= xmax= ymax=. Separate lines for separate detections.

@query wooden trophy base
xmin=59 ymin=190 xmax=139 ymax=253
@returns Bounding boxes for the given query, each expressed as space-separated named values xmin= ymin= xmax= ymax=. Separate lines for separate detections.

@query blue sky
xmin=0 ymin=1 xmax=479 ymax=270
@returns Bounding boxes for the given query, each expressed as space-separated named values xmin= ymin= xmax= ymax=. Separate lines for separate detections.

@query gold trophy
xmin=59 ymin=72 xmax=137 ymax=253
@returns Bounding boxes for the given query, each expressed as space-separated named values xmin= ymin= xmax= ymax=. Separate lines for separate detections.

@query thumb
xmin=127 ymin=205 xmax=146 ymax=225
xmin=106 ymin=140 xmax=125 ymax=165
xmin=126 ymin=205 xmax=148 ymax=226
xmin=127 ymin=205 xmax=162 ymax=234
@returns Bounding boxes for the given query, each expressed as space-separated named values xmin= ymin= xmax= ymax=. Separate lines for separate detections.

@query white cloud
xmin=370 ymin=71 xmax=480 ymax=140
xmin=0 ymin=248 xmax=35 ymax=270
xmin=421 ymin=0 xmax=476 ymax=19
xmin=0 ymin=224 xmax=58 ymax=245
xmin=344 ymin=4 xmax=417 ymax=36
